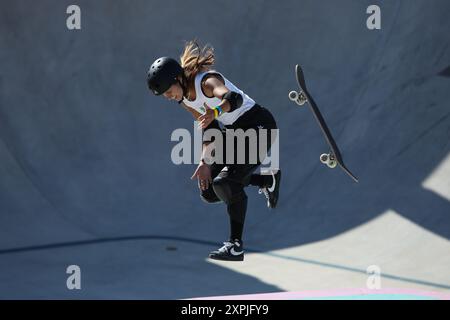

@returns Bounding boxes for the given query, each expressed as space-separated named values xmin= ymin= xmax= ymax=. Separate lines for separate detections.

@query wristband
xmin=213 ymin=105 xmax=223 ymax=118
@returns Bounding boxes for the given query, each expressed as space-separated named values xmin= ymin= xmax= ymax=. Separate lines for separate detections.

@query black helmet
xmin=147 ymin=57 xmax=183 ymax=95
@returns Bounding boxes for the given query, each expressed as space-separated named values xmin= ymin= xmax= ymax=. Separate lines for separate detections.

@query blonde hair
xmin=179 ymin=40 xmax=215 ymax=83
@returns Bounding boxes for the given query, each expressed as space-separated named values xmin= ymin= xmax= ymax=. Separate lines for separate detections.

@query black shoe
xmin=209 ymin=239 xmax=244 ymax=261
xmin=258 ymin=170 xmax=281 ymax=209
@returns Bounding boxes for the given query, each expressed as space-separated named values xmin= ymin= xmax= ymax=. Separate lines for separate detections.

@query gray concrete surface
xmin=0 ymin=0 xmax=449 ymax=299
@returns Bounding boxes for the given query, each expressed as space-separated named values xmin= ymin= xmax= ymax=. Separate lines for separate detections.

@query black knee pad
xmin=200 ymin=188 xmax=221 ymax=204
xmin=212 ymin=175 xmax=246 ymax=205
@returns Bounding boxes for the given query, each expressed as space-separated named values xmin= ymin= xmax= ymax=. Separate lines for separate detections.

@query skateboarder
xmin=147 ymin=41 xmax=281 ymax=261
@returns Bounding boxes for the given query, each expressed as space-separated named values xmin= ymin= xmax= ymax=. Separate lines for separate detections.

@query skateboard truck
xmin=289 ymin=90 xmax=307 ymax=106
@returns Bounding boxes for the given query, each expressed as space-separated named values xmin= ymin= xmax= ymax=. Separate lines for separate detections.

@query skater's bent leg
xmin=199 ymin=163 xmax=225 ymax=204
xmin=248 ymin=174 xmax=273 ymax=188
xmin=212 ymin=175 xmax=248 ymax=241
xmin=228 ymin=193 xmax=247 ymax=240
xmin=200 ymin=187 xmax=221 ymax=203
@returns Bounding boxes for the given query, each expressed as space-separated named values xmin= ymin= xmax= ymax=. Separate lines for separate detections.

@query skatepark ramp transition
xmin=0 ymin=0 xmax=449 ymax=299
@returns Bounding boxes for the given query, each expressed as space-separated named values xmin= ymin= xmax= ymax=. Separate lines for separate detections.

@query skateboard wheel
xmin=320 ymin=153 xmax=329 ymax=164
xmin=288 ymin=91 xmax=298 ymax=101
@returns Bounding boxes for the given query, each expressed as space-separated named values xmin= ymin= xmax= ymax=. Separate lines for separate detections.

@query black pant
xmin=200 ymin=104 xmax=278 ymax=241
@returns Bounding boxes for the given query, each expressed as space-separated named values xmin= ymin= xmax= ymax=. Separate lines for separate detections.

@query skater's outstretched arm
xmin=179 ymin=100 xmax=217 ymax=191
xmin=191 ymin=139 xmax=216 ymax=191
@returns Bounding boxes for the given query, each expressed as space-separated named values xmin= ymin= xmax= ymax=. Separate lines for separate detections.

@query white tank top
xmin=181 ymin=71 xmax=255 ymax=126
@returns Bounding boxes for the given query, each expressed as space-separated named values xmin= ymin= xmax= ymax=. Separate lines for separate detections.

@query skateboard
xmin=289 ymin=64 xmax=358 ymax=183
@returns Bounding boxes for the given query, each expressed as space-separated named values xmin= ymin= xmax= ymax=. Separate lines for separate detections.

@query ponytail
xmin=179 ymin=40 xmax=215 ymax=83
